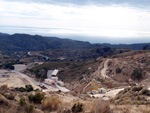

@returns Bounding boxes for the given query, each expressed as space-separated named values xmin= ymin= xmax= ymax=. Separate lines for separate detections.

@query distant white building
xmin=91 ymin=90 xmax=98 ymax=94
xmin=98 ymin=88 xmax=107 ymax=94
xmin=47 ymin=69 xmax=59 ymax=81
xmin=58 ymin=57 xmax=66 ymax=61
xmin=47 ymin=70 xmax=53 ymax=79
xmin=47 ymin=69 xmax=58 ymax=78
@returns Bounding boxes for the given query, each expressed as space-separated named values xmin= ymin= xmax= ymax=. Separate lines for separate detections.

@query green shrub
xmin=28 ymin=92 xmax=44 ymax=104
xmin=20 ymin=98 xmax=26 ymax=106
xmin=28 ymin=94 xmax=34 ymax=102
xmin=116 ymin=67 xmax=122 ymax=73
xmin=25 ymin=85 xmax=33 ymax=92
xmin=18 ymin=87 xmax=26 ymax=92
xmin=71 ymin=102 xmax=83 ymax=113
xmin=18 ymin=85 xmax=34 ymax=92
xmin=131 ymin=68 xmax=143 ymax=81
xmin=25 ymin=104 xmax=34 ymax=113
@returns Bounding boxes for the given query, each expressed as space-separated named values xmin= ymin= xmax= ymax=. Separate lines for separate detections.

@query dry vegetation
xmin=104 ymin=50 xmax=150 ymax=88
xmin=111 ymin=105 xmax=150 ymax=113
xmin=1 ymin=85 xmax=150 ymax=113
xmin=2 ymin=51 xmax=150 ymax=113
xmin=91 ymin=99 xmax=110 ymax=113
xmin=42 ymin=97 xmax=61 ymax=112
xmin=112 ymin=86 xmax=150 ymax=105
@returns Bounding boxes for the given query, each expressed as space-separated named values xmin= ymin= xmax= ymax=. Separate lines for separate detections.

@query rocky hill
xmin=1 ymin=33 xmax=150 ymax=52
xmin=0 ymin=33 xmax=101 ymax=52
xmin=26 ymin=50 xmax=150 ymax=93
xmin=95 ymin=50 xmax=150 ymax=89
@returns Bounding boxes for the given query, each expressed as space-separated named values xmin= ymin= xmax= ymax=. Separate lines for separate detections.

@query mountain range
xmin=0 ymin=32 xmax=149 ymax=51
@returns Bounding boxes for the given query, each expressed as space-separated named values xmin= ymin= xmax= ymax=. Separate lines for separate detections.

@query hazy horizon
xmin=2 ymin=31 xmax=150 ymax=45
xmin=0 ymin=0 xmax=150 ymax=44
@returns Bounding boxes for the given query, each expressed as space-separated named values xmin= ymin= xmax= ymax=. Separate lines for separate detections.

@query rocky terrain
xmin=26 ymin=50 xmax=150 ymax=92
xmin=1 ymin=35 xmax=150 ymax=113
xmin=106 ymin=50 xmax=150 ymax=87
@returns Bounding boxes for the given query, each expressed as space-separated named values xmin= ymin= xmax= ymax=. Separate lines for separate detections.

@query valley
xmin=1 ymin=33 xmax=150 ymax=113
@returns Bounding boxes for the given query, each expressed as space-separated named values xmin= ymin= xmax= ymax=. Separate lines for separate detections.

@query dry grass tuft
xmin=112 ymin=105 xmax=150 ymax=113
xmin=112 ymin=105 xmax=131 ymax=113
xmin=91 ymin=99 xmax=111 ymax=113
xmin=0 ymin=94 xmax=9 ymax=106
xmin=0 ymin=84 xmax=8 ymax=91
xmin=42 ymin=96 xmax=61 ymax=112
xmin=136 ymin=105 xmax=150 ymax=113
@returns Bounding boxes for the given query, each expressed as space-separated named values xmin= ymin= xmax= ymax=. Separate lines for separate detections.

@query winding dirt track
xmin=101 ymin=59 xmax=128 ymax=85
xmin=92 ymin=59 xmax=126 ymax=99
xmin=101 ymin=59 xmax=111 ymax=79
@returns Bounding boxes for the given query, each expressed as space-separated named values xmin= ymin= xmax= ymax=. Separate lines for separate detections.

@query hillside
xmin=100 ymin=43 xmax=150 ymax=50
xmin=26 ymin=50 xmax=150 ymax=93
xmin=0 ymin=33 xmax=101 ymax=52
xmin=97 ymin=50 xmax=150 ymax=88
xmin=0 ymin=33 xmax=150 ymax=52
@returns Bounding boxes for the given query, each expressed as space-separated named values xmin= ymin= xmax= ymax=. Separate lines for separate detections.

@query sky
xmin=0 ymin=0 xmax=150 ymax=44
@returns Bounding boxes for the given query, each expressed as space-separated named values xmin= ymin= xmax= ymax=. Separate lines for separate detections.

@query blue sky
xmin=0 ymin=0 xmax=150 ymax=44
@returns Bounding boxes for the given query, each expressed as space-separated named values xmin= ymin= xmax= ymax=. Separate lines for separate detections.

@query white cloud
xmin=0 ymin=0 xmax=150 ymax=40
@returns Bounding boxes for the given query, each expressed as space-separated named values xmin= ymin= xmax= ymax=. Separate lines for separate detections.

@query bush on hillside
xmin=18 ymin=85 xmax=34 ymax=92
xmin=116 ymin=67 xmax=122 ymax=73
xmin=18 ymin=87 xmax=26 ymax=92
xmin=25 ymin=104 xmax=34 ymax=113
xmin=28 ymin=92 xmax=44 ymax=104
xmin=131 ymin=68 xmax=143 ymax=81
xmin=71 ymin=102 xmax=83 ymax=113
xmin=19 ymin=98 xmax=26 ymax=106
xmin=25 ymin=85 xmax=33 ymax=92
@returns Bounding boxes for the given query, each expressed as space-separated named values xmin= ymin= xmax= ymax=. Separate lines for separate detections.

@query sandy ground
xmin=0 ymin=70 xmax=40 ymax=89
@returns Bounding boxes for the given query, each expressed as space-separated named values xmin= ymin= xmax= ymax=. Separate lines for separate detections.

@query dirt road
xmin=91 ymin=88 xmax=124 ymax=99
xmin=101 ymin=59 xmax=111 ymax=79
xmin=12 ymin=70 xmax=40 ymax=89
